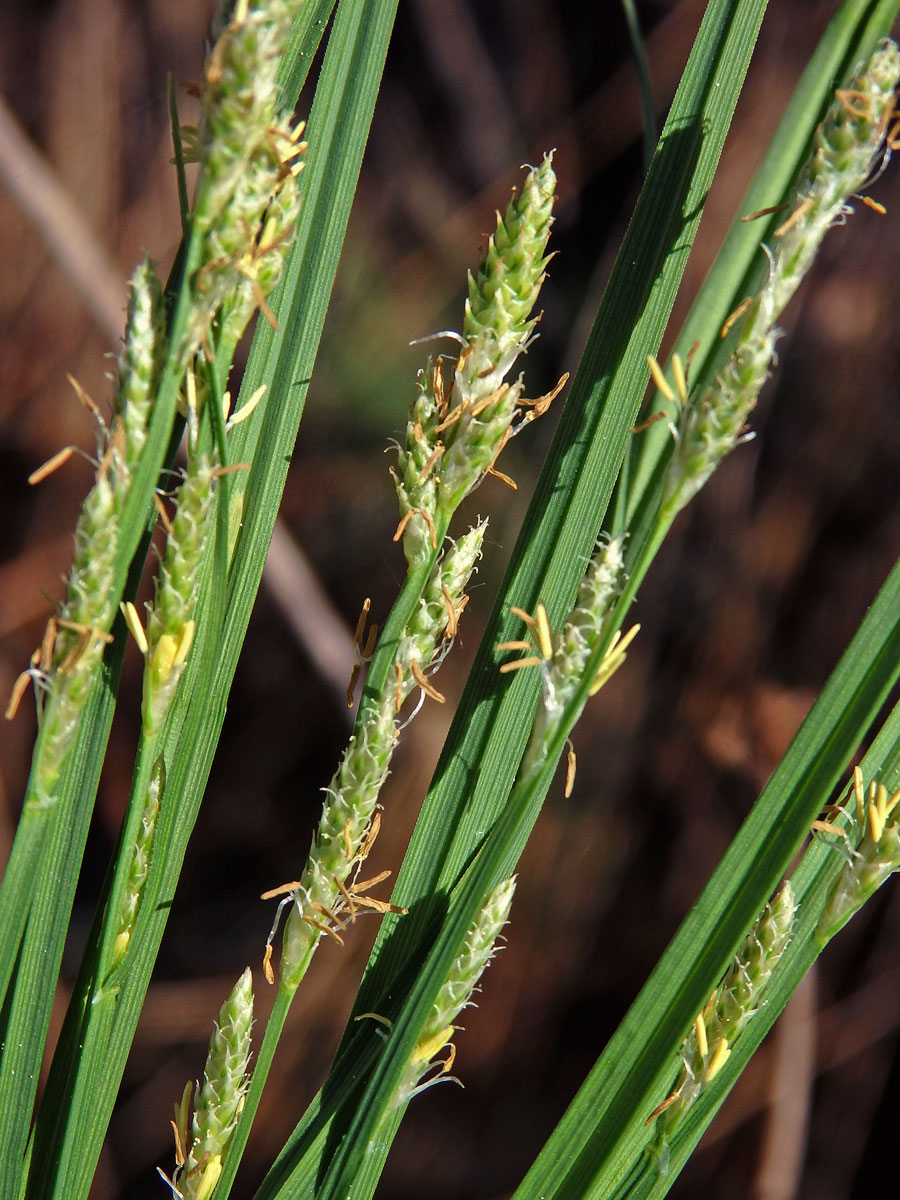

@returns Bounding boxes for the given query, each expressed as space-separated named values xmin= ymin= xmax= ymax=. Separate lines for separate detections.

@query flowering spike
xmin=111 ymin=758 xmax=163 ymax=968
xmin=276 ymin=523 xmax=487 ymax=990
xmin=649 ymin=881 xmax=796 ymax=1153
xmin=394 ymin=157 xmax=558 ymax=567
xmin=173 ymin=968 xmax=254 ymax=1200
xmin=384 ymin=877 xmax=516 ymax=1116
xmin=663 ymin=40 xmax=900 ymax=517
xmin=113 ymin=256 xmax=167 ymax=467
xmin=179 ymin=1 xmax=307 ymax=361
xmin=817 ymin=768 xmax=900 ymax=944
xmin=142 ymin=458 xmax=215 ymax=733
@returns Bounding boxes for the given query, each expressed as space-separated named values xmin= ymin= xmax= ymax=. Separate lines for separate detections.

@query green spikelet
xmin=505 ymin=537 xmax=628 ymax=786
xmin=817 ymin=769 xmax=900 ymax=944
xmin=649 ymin=881 xmax=796 ymax=1165
xmin=394 ymin=155 xmax=558 ymax=567
xmin=661 ymin=39 xmax=900 ymax=518
xmin=385 ymin=877 xmax=516 ymax=1117
xmin=141 ymin=457 xmax=216 ymax=733
xmin=113 ymin=256 xmax=167 ymax=467
xmin=179 ymin=0 xmax=307 ymax=362
xmin=174 ymin=968 xmax=254 ymax=1200
xmin=111 ymin=758 xmax=163 ymax=969
xmin=277 ymin=523 xmax=487 ymax=991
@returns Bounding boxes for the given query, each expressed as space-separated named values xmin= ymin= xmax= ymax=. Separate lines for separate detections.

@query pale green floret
xmin=387 ymin=876 xmax=516 ymax=1114
xmin=34 ymin=455 xmax=123 ymax=804
xmin=219 ymin=161 xmax=303 ymax=347
xmin=279 ymin=525 xmax=486 ymax=990
xmin=817 ymin=775 xmax=900 ymax=944
xmin=394 ymin=155 xmax=557 ymax=568
xmin=664 ymin=285 xmax=779 ymax=514
xmin=113 ymin=257 xmax=166 ymax=468
xmin=463 ymin=154 xmax=557 ymax=390
xmin=543 ymin=536 xmax=626 ymax=718
xmin=772 ymin=37 xmax=900 ymax=313
xmin=31 ymin=249 xmax=168 ymax=805
xmin=195 ymin=0 xmax=300 ymax=233
xmin=179 ymin=968 xmax=254 ymax=1200
xmin=142 ymin=457 xmax=215 ymax=733
xmin=653 ymin=881 xmax=796 ymax=1152
xmin=111 ymin=759 xmax=162 ymax=969
xmin=516 ymin=537 xmax=626 ymax=784
xmin=180 ymin=0 xmax=306 ymax=361
xmin=394 ymin=521 xmax=486 ymax=697
xmin=662 ymin=39 xmax=900 ymax=519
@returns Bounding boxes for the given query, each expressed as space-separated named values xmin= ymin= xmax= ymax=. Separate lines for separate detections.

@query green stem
xmin=621 ymin=0 xmax=657 ymax=173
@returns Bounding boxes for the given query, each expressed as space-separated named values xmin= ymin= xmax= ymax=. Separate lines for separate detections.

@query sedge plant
xmin=3 ymin=2 xmax=900 ymax=1199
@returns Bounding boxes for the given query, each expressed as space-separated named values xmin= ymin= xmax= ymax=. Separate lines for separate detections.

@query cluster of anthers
xmin=260 ymin=811 xmax=407 ymax=985
xmin=5 ymin=376 xmax=125 ymax=726
xmin=5 ymin=609 xmax=113 ymax=727
xmin=497 ymin=600 xmax=639 ymax=797
xmin=812 ymin=764 xmax=900 ymax=845
xmin=813 ymin=764 xmax=900 ymax=944
xmin=391 ymin=355 xmax=566 ymax=543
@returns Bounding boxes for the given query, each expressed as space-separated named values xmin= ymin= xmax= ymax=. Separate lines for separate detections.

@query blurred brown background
xmin=2 ymin=1 xmax=900 ymax=1197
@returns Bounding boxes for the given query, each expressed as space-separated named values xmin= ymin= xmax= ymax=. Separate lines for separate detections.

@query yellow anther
xmin=861 ymin=195 xmax=887 ymax=215
xmin=410 ymin=658 xmax=446 ymax=703
xmin=720 ymin=296 xmax=754 ymax=340
xmin=66 ymin=372 xmax=102 ymax=418
xmin=741 ymin=202 xmax=789 ymax=223
xmin=152 ymin=634 xmax=179 ymax=683
xmin=499 ymin=655 xmax=543 ymax=674
xmin=442 ymin=584 xmax=459 ymax=637
xmin=535 ymin=602 xmax=554 ymax=659
xmin=173 ymin=621 xmax=195 ymax=669
xmin=486 ymin=465 xmax=518 ymax=490
xmin=588 ymin=623 xmax=640 ymax=695
xmin=361 ymin=623 xmax=379 ymax=660
xmin=260 ymin=880 xmax=302 ymax=900
xmin=353 ymin=597 xmax=371 ymax=646
xmin=811 ymin=819 xmax=848 ymax=839
xmin=185 ymin=367 xmax=199 ymax=415
xmin=420 ymin=506 xmax=438 ymax=549
xmin=227 ymin=384 xmax=266 ymax=430
xmin=869 ymin=793 xmax=886 ymax=844
xmin=153 ymin=491 xmax=174 ymax=536
xmin=774 ymin=197 xmax=813 ymax=238
xmin=121 ymin=601 xmax=149 ymax=655
xmin=703 ymin=1037 xmax=731 ymax=1082
xmin=671 ymin=354 xmax=688 ymax=405
xmin=191 ymin=1155 xmax=223 ymax=1200
xmin=417 ymin=444 xmax=444 ymax=481
xmin=5 ymin=670 xmax=32 ymax=722
xmin=510 ymin=605 xmax=538 ymax=631
xmin=346 ymin=662 xmax=360 ymax=708
xmin=630 ymin=410 xmax=669 ymax=434
xmin=694 ymin=1011 xmax=708 ymax=1058
xmin=854 ymin=766 xmax=866 ymax=829
xmin=412 ymin=1025 xmax=453 ymax=1065
xmin=646 ymin=354 xmax=675 ymax=404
